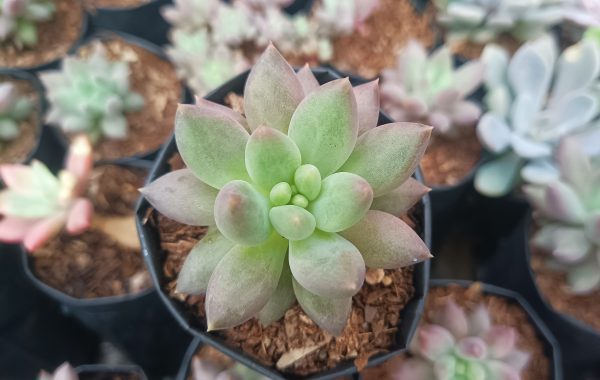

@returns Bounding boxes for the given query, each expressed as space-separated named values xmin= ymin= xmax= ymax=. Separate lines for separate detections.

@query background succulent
xmin=141 ymin=45 xmax=432 ymax=334
xmin=434 ymin=0 xmax=589 ymax=44
xmin=40 ymin=44 xmax=145 ymax=143
xmin=38 ymin=362 xmax=78 ymax=380
xmin=380 ymin=40 xmax=484 ymax=137
xmin=524 ymin=138 xmax=600 ymax=294
xmin=191 ymin=356 xmax=268 ymax=380
xmin=0 ymin=136 xmax=93 ymax=252
xmin=398 ymin=300 xmax=530 ymax=379
xmin=0 ymin=81 xmax=33 ymax=145
xmin=0 ymin=0 xmax=55 ymax=48
xmin=314 ymin=0 xmax=380 ymax=36
xmin=475 ymin=35 xmax=600 ymax=197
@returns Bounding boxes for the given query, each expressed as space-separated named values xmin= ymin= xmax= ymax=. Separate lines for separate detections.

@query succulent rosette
xmin=141 ymin=45 xmax=432 ymax=334
xmin=0 ymin=81 xmax=33 ymax=143
xmin=0 ymin=0 xmax=55 ymax=48
xmin=398 ymin=300 xmax=530 ymax=380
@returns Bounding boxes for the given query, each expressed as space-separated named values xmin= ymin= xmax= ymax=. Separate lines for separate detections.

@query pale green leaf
xmin=269 ymin=205 xmax=316 ymax=241
xmin=370 ymin=177 xmax=430 ymax=216
xmin=258 ymin=255 xmax=296 ymax=325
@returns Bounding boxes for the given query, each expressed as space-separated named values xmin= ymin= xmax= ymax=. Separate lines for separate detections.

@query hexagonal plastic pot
xmin=136 ymin=67 xmax=432 ymax=379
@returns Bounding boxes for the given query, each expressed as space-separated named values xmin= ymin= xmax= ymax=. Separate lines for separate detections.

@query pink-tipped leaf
xmin=370 ymin=177 xmax=429 ymax=216
xmin=296 ymin=64 xmax=319 ymax=95
xmin=354 ymin=79 xmax=380 ymax=135
xmin=65 ymin=198 xmax=92 ymax=234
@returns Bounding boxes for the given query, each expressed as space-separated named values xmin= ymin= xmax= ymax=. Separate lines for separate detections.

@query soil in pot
xmin=0 ymin=0 xmax=84 ymax=69
xmin=146 ymin=151 xmax=422 ymax=376
xmin=0 ymin=75 xmax=40 ymax=164
xmin=360 ymin=283 xmax=552 ymax=380
xmin=330 ymin=0 xmax=436 ymax=78
xmin=531 ymin=246 xmax=600 ymax=332
xmin=68 ymin=37 xmax=180 ymax=161
xmin=419 ymin=128 xmax=482 ymax=187
xmin=31 ymin=165 xmax=152 ymax=298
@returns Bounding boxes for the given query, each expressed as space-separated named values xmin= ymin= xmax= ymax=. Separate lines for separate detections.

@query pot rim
xmin=75 ymin=364 xmax=148 ymax=379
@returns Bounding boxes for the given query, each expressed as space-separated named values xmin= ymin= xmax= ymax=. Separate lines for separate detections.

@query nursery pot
xmin=483 ymin=205 xmax=600 ymax=378
xmin=21 ymin=159 xmax=192 ymax=378
xmin=88 ymin=0 xmax=171 ymax=46
xmin=76 ymin=364 xmax=148 ymax=379
xmin=430 ymin=279 xmax=563 ymax=380
xmin=136 ymin=67 xmax=432 ymax=379
xmin=221 ymin=0 xmax=314 ymax=14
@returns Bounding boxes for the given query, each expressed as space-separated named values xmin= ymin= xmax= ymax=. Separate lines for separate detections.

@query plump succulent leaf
xmin=474 ymin=152 xmax=523 ymax=198
xmin=140 ymin=169 xmax=218 ymax=226
xmin=175 ymin=104 xmax=250 ymax=189
xmin=258 ymin=255 xmax=296 ymax=325
xmin=354 ymin=79 xmax=380 ymax=135
xmin=206 ymin=232 xmax=287 ymax=330
xmin=176 ymin=228 xmax=234 ymax=294
xmin=269 ymin=205 xmax=315 ymax=241
xmin=195 ymin=95 xmax=249 ymax=131
xmin=340 ymin=122 xmax=431 ymax=196
xmin=296 ymin=64 xmax=319 ymax=95
xmin=370 ymin=177 xmax=430 ymax=217
xmin=288 ymin=78 xmax=358 ymax=177
xmin=293 ymin=164 xmax=321 ymax=201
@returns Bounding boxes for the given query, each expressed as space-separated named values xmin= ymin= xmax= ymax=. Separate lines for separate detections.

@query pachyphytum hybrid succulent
xmin=434 ymin=0 xmax=594 ymax=44
xmin=398 ymin=300 xmax=530 ymax=379
xmin=475 ymin=35 xmax=600 ymax=197
xmin=0 ymin=81 xmax=33 ymax=144
xmin=524 ymin=138 xmax=600 ymax=293
xmin=38 ymin=362 xmax=78 ymax=380
xmin=40 ymin=44 xmax=145 ymax=143
xmin=141 ymin=45 xmax=432 ymax=334
xmin=381 ymin=41 xmax=484 ymax=137
xmin=0 ymin=0 xmax=55 ymax=48
xmin=315 ymin=0 xmax=380 ymax=36
xmin=0 ymin=136 xmax=92 ymax=251
xmin=191 ymin=356 xmax=268 ymax=380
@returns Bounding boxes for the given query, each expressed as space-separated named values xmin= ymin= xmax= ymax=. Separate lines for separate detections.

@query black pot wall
xmin=21 ymin=159 xmax=192 ymax=378
xmin=136 ymin=67 xmax=432 ymax=379
xmin=76 ymin=364 xmax=148 ymax=379
xmin=483 ymin=207 xmax=600 ymax=378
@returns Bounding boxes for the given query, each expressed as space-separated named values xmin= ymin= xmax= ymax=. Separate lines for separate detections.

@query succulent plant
xmin=315 ymin=0 xmax=380 ymax=36
xmin=564 ymin=0 xmax=600 ymax=27
xmin=524 ymin=137 xmax=600 ymax=294
xmin=0 ymin=0 xmax=55 ymax=48
xmin=0 ymin=135 xmax=92 ymax=252
xmin=0 ymin=81 xmax=33 ymax=145
xmin=40 ymin=43 xmax=145 ymax=143
xmin=434 ymin=0 xmax=588 ymax=43
xmin=38 ymin=362 xmax=78 ymax=380
xmin=141 ymin=45 xmax=432 ymax=334
xmin=398 ymin=300 xmax=530 ymax=379
xmin=475 ymin=35 xmax=600 ymax=197
xmin=191 ymin=356 xmax=268 ymax=380
xmin=380 ymin=40 xmax=484 ymax=137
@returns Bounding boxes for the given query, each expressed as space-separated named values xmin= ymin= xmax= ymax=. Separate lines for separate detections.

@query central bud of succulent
xmin=269 ymin=164 xmax=321 ymax=208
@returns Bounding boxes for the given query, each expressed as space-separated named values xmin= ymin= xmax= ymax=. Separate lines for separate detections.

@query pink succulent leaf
xmin=454 ymin=60 xmax=485 ymax=97
xmin=585 ymin=213 xmax=600 ymax=245
xmin=457 ymin=336 xmax=488 ymax=360
xmin=64 ymin=135 xmax=93 ymax=188
xmin=431 ymin=300 xmax=469 ymax=339
xmin=289 ymin=230 xmax=365 ymax=299
xmin=176 ymin=228 xmax=234 ymax=295
xmin=3 ymin=0 xmax=25 ymax=17
xmin=296 ymin=64 xmax=319 ymax=95
xmin=370 ymin=177 xmax=430 ymax=217
xmin=194 ymin=95 xmax=250 ymax=132
xmin=191 ymin=357 xmax=221 ymax=380
xmin=243 ymin=44 xmax=304 ymax=133
xmin=397 ymin=40 xmax=427 ymax=83
xmin=402 ymin=96 xmax=428 ymax=119
xmin=531 ymin=224 xmax=560 ymax=252
xmin=450 ymin=101 xmax=482 ymax=127
xmin=380 ymin=82 xmax=406 ymax=104
xmin=340 ymin=210 xmax=431 ymax=269
xmin=551 ymin=227 xmax=590 ymax=263
xmin=544 ymin=181 xmax=586 ymax=224
xmin=175 ymin=103 xmax=250 ymax=189
xmin=556 ymin=137 xmax=593 ymax=195
xmin=0 ymin=164 xmax=35 ymax=192
xmin=354 ymin=79 xmax=380 ymax=135
xmin=567 ymin=259 xmax=600 ymax=294
xmin=485 ymin=360 xmax=521 ymax=380
xmin=393 ymin=358 xmax=435 ymax=380
xmin=427 ymin=112 xmax=451 ymax=134
xmin=523 ymin=184 xmax=550 ymax=216
xmin=340 ymin=122 xmax=431 ymax=196
xmin=65 ymin=198 xmax=93 ymax=235
xmin=415 ymin=324 xmax=455 ymax=361
xmin=140 ymin=169 xmax=218 ymax=226
xmin=23 ymin=214 xmax=66 ymax=252
xmin=504 ymin=350 xmax=531 ymax=372
xmin=292 ymin=277 xmax=351 ymax=336
xmin=258 ymin=255 xmax=296 ymax=325
xmin=0 ymin=216 xmax=37 ymax=243
xmin=468 ymin=304 xmax=491 ymax=336
xmin=476 ymin=114 xmax=511 ymax=154
xmin=288 ymin=78 xmax=358 ymax=177
xmin=205 ymin=233 xmax=287 ymax=331
xmin=485 ymin=326 xmax=517 ymax=359
xmin=433 ymin=89 xmax=461 ymax=112
xmin=355 ymin=0 xmax=379 ymax=25
xmin=48 ymin=362 xmax=79 ymax=380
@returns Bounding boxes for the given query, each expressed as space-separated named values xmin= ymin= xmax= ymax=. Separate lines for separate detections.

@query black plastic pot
xmin=21 ymin=159 xmax=192 ymax=378
xmin=483 ymin=206 xmax=600 ymax=378
xmin=47 ymin=30 xmax=187 ymax=165
xmin=76 ymin=364 xmax=148 ymax=379
xmin=221 ymin=0 xmax=314 ymax=14
xmin=430 ymin=279 xmax=563 ymax=380
xmin=136 ymin=67 xmax=432 ymax=379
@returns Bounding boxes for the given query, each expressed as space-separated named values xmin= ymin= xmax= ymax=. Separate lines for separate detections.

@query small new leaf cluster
xmin=0 ymin=136 xmax=93 ymax=252
xmin=191 ymin=356 xmax=268 ymax=380
xmin=39 ymin=362 xmax=78 ymax=380
xmin=434 ymin=0 xmax=593 ymax=44
xmin=40 ymin=44 xmax=145 ymax=143
xmin=524 ymin=138 xmax=600 ymax=294
xmin=0 ymin=0 xmax=55 ymax=48
xmin=161 ymin=0 xmax=379 ymax=96
xmin=0 ymin=81 xmax=33 ymax=144
xmin=380 ymin=40 xmax=484 ymax=137
xmin=475 ymin=35 xmax=600 ymax=197
xmin=142 ymin=45 xmax=432 ymax=334
xmin=398 ymin=300 xmax=530 ymax=379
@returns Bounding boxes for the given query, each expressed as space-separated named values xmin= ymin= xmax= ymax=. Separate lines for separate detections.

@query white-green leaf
xmin=258 ymin=255 xmax=296 ymax=325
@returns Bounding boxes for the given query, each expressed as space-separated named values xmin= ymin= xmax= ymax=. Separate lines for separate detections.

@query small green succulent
xmin=141 ymin=45 xmax=432 ymax=334
xmin=191 ymin=356 xmax=268 ymax=380
xmin=0 ymin=81 xmax=33 ymax=145
xmin=40 ymin=44 xmax=145 ymax=143
xmin=0 ymin=0 xmax=55 ymax=48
